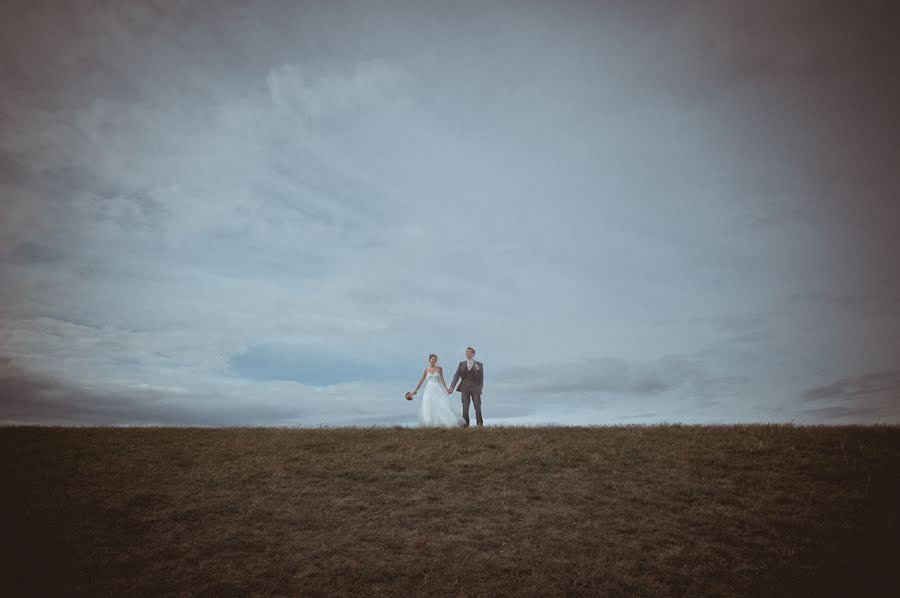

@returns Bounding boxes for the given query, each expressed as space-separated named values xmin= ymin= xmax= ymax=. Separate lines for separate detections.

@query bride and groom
xmin=409 ymin=347 xmax=484 ymax=427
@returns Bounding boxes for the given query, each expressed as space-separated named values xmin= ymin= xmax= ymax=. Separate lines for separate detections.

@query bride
xmin=410 ymin=354 xmax=465 ymax=428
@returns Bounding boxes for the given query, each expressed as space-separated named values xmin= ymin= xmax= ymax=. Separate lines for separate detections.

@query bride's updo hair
xmin=428 ymin=353 xmax=438 ymax=362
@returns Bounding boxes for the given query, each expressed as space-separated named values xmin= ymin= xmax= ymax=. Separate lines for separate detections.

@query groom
xmin=448 ymin=347 xmax=484 ymax=427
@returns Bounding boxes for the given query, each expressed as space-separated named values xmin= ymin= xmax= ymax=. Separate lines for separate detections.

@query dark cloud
xmin=802 ymin=370 xmax=900 ymax=402
xmin=0 ymin=357 xmax=313 ymax=426
xmin=0 ymin=358 xmax=162 ymax=425
xmin=790 ymin=291 xmax=900 ymax=320
xmin=495 ymin=355 xmax=702 ymax=395
xmin=493 ymin=355 xmax=749 ymax=405
xmin=803 ymin=404 xmax=888 ymax=421
xmin=7 ymin=241 xmax=67 ymax=265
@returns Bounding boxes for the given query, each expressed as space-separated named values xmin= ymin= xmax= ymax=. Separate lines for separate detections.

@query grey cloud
xmin=0 ymin=151 xmax=31 ymax=187
xmin=726 ymin=202 xmax=813 ymax=235
xmin=0 ymin=357 xmax=331 ymax=426
xmin=494 ymin=354 xmax=741 ymax=398
xmin=0 ymin=358 xmax=180 ymax=425
xmin=266 ymin=59 xmax=410 ymax=122
xmin=616 ymin=412 xmax=661 ymax=420
xmin=688 ymin=313 xmax=773 ymax=347
xmin=802 ymin=404 xmax=888 ymax=422
xmin=802 ymin=370 xmax=900 ymax=402
xmin=705 ymin=313 xmax=767 ymax=334
xmin=789 ymin=291 xmax=900 ymax=320
xmin=691 ymin=375 xmax=748 ymax=400
xmin=719 ymin=330 xmax=771 ymax=345
xmin=8 ymin=241 xmax=67 ymax=265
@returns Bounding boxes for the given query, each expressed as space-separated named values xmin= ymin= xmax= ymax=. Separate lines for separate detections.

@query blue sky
xmin=1 ymin=0 xmax=899 ymax=426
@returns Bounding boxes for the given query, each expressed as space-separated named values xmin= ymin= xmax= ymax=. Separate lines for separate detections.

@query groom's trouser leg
xmin=471 ymin=390 xmax=483 ymax=426
xmin=460 ymin=390 xmax=471 ymax=426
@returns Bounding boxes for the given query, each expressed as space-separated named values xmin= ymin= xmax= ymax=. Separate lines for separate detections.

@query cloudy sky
xmin=2 ymin=0 xmax=898 ymax=426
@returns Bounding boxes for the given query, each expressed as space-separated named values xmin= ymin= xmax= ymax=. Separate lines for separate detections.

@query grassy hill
xmin=1 ymin=424 xmax=898 ymax=596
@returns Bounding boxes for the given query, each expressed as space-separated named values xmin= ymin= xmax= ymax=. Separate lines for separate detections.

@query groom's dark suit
xmin=451 ymin=360 xmax=484 ymax=427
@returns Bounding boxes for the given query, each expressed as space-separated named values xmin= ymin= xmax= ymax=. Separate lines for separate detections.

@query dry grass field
xmin=1 ymin=423 xmax=898 ymax=597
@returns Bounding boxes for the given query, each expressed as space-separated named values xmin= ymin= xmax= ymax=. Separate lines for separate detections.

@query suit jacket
xmin=451 ymin=360 xmax=483 ymax=393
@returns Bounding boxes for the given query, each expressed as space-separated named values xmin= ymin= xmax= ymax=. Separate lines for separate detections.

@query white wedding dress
xmin=418 ymin=371 xmax=465 ymax=428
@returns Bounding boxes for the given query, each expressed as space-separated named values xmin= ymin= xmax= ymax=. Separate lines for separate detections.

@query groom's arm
xmin=449 ymin=363 xmax=461 ymax=391
xmin=479 ymin=362 xmax=484 ymax=392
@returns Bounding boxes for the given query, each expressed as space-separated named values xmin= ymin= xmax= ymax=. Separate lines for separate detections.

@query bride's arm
xmin=438 ymin=366 xmax=450 ymax=392
xmin=412 ymin=369 xmax=427 ymax=395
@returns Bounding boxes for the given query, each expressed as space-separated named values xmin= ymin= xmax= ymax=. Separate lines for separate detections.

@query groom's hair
xmin=467 ymin=347 xmax=475 ymax=354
